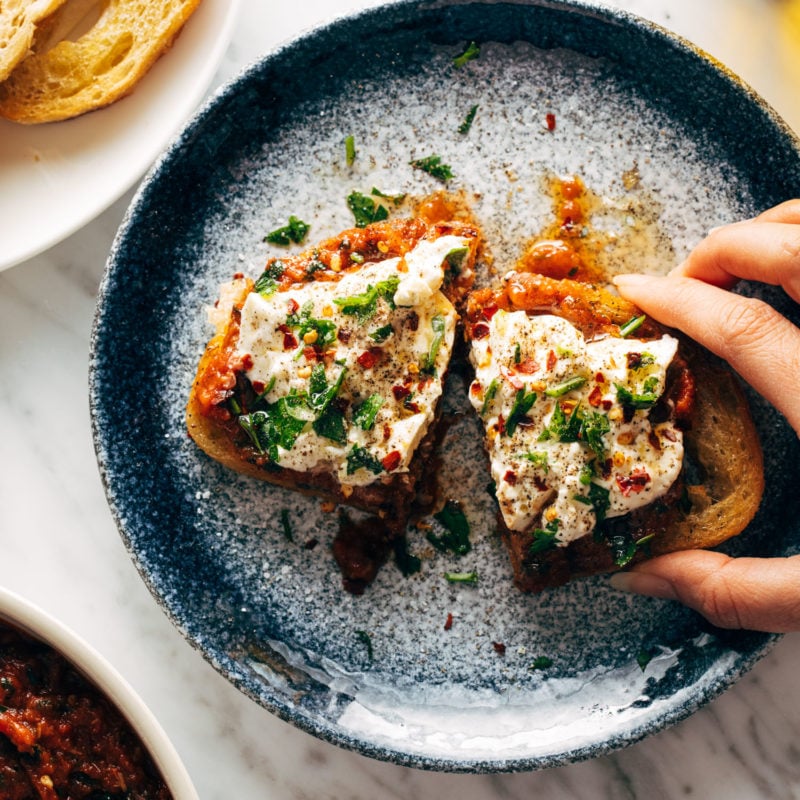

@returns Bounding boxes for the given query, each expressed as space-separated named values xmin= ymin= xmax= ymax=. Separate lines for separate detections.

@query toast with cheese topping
xmin=187 ymin=218 xmax=480 ymax=533
xmin=466 ymin=272 xmax=764 ymax=592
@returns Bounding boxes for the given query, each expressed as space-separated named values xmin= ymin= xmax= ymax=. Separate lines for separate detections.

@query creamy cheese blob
xmin=469 ymin=310 xmax=683 ymax=544
xmin=234 ymin=235 xmax=469 ymax=486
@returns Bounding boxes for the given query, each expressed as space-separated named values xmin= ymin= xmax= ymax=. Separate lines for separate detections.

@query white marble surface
xmin=2 ymin=1 xmax=800 ymax=798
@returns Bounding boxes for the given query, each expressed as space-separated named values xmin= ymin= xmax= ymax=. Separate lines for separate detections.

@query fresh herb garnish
xmin=445 ymin=245 xmax=469 ymax=272
xmin=615 ymin=378 xmax=660 ymax=410
xmin=371 ymin=186 xmax=406 ymax=205
xmin=393 ymin=538 xmax=421 ymax=577
xmin=355 ymin=630 xmax=374 ymax=663
xmin=264 ymin=216 xmax=309 ymax=246
xmin=545 ymin=376 xmax=586 ymax=397
xmin=346 ymin=445 xmax=384 ymax=475
xmin=410 ymin=154 xmax=454 ymax=182
xmin=444 ymin=570 xmax=478 ymax=584
xmin=287 ymin=300 xmax=338 ymax=348
xmin=238 ymin=394 xmax=310 ymax=460
xmin=480 ymin=378 xmax=499 ymax=416
xmin=530 ymin=656 xmax=553 ymax=671
xmin=619 ymin=314 xmax=646 ymax=337
xmin=539 ymin=402 xmax=609 ymax=459
xmin=344 ymin=134 xmax=356 ymax=166
xmin=346 ymin=190 xmax=389 ymax=227
xmin=254 ymin=260 xmax=286 ymax=296
xmin=636 ymin=648 xmax=654 ymax=671
xmin=514 ymin=343 xmax=521 ymax=364
xmin=505 ymin=388 xmax=537 ymax=436
xmin=575 ymin=482 xmax=611 ymax=522
xmin=458 ymin=103 xmax=479 ymax=134
xmin=308 ymin=363 xmax=346 ymax=413
xmin=530 ymin=518 xmax=560 ymax=554
xmin=313 ymin=406 xmax=347 ymax=443
xmin=453 ymin=40 xmax=480 ymax=68
xmin=352 ymin=393 xmax=384 ymax=430
xmin=522 ymin=451 xmax=549 ymax=472
xmin=280 ymin=509 xmax=294 ymax=542
xmin=428 ymin=500 xmax=471 ymax=556
xmin=420 ymin=314 xmax=446 ymax=374
xmin=369 ymin=324 xmax=394 ymax=343
xmin=334 ymin=276 xmax=399 ymax=320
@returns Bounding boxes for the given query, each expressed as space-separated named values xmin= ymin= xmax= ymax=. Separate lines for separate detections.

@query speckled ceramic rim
xmin=91 ymin=0 xmax=799 ymax=773
xmin=0 ymin=587 xmax=199 ymax=798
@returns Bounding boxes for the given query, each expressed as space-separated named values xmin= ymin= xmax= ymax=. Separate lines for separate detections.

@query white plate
xmin=0 ymin=0 xmax=240 ymax=272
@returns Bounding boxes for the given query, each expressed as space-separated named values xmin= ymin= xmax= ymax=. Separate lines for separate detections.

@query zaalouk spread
xmin=0 ymin=623 xmax=171 ymax=800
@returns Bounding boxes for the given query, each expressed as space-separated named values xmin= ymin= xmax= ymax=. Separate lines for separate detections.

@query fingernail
xmin=609 ymin=572 xmax=679 ymax=601
xmin=612 ymin=273 xmax=653 ymax=287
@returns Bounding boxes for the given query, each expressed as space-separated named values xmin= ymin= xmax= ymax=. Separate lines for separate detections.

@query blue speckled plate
xmin=90 ymin=0 xmax=800 ymax=772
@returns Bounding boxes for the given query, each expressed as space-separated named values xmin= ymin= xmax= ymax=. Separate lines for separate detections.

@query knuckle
xmin=715 ymin=297 xmax=783 ymax=357
xmin=696 ymin=572 xmax=745 ymax=629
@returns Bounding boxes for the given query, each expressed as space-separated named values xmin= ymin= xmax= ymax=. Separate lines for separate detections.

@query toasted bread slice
xmin=466 ymin=272 xmax=764 ymax=592
xmin=187 ymin=218 xmax=480 ymax=533
xmin=0 ymin=0 xmax=201 ymax=124
xmin=0 ymin=0 xmax=67 ymax=83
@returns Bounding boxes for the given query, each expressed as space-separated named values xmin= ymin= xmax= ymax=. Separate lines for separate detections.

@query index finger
xmin=671 ymin=220 xmax=800 ymax=303
xmin=613 ymin=272 xmax=800 ymax=434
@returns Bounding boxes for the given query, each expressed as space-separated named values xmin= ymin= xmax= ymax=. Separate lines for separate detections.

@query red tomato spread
xmin=0 ymin=623 xmax=171 ymax=800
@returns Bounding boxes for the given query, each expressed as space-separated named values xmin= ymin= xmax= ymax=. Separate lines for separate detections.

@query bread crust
xmin=187 ymin=218 xmax=481 ymax=534
xmin=466 ymin=272 xmax=764 ymax=592
xmin=0 ymin=0 xmax=67 ymax=83
xmin=0 ymin=0 xmax=201 ymax=124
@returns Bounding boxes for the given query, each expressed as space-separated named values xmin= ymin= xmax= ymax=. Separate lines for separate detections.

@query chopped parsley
xmin=420 ymin=314 xmax=446 ymax=374
xmin=530 ymin=518 xmax=560 ymax=554
xmin=280 ymin=509 xmax=294 ymax=542
xmin=344 ymin=134 xmax=356 ymax=166
xmin=544 ymin=376 xmax=586 ymax=397
xmin=619 ymin=314 xmax=646 ymax=337
xmin=410 ymin=154 xmax=454 ymax=182
xmin=480 ymin=378 xmax=499 ymax=416
xmin=264 ymin=216 xmax=309 ymax=246
xmin=505 ymin=388 xmax=537 ymax=436
xmin=522 ymin=451 xmax=549 ymax=472
xmin=346 ymin=445 xmax=384 ymax=476
xmin=636 ymin=648 xmax=654 ymax=671
xmin=352 ymin=393 xmax=384 ymax=430
xmin=445 ymin=245 xmax=469 ymax=272
xmin=334 ymin=276 xmax=399 ymax=320
xmin=574 ymin=482 xmax=610 ymax=522
xmin=254 ymin=260 xmax=285 ymax=296
xmin=458 ymin=103 xmax=479 ymax=134
xmin=393 ymin=538 xmax=421 ymax=577
xmin=369 ymin=323 xmax=394 ymax=343
xmin=615 ymin=377 xmax=660 ymax=410
xmin=371 ymin=186 xmax=406 ymax=205
xmin=346 ymin=190 xmax=389 ymax=227
xmin=444 ymin=570 xmax=478 ymax=584
xmin=428 ymin=500 xmax=471 ymax=556
xmin=529 ymin=656 xmax=553 ymax=671
xmin=453 ymin=40 xmax=480 ymax=68
xmin=287 ymin=300 xmax=338 ymax=348
xmin=539 ymin=402 xmax=610 ymax=460
xmin=355 ymin=630 xmax=374 ymax=663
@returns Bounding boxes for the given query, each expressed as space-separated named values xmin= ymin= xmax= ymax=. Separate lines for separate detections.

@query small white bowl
xmin=0 ymin=586 xmax=198 ymax=800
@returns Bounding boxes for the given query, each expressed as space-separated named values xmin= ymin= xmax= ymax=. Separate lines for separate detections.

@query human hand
xmin=608 ymin=199 xmax=800 ymax=632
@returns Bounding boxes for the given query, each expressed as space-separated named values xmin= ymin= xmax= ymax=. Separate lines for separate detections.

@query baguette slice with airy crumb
xmin=0 ymin=0 xmax=201 ymax=124
xmin=187 ymin=217 xmax=480 ymax=534
xmin=466 ymin=272 xmax=764 ymax=592
xmin=0 ymin=0 xmax=67 ymax=83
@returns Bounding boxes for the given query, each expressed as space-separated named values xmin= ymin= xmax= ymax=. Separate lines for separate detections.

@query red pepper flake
xmin=233 ymin=271 xmax=245 ymax=279
xmin=588 ymin=385 xmax=603 ymax=408
xmin=616 ymin=467 xmax=651 ymax=497
xmin=602 ymin=399 xmax=613 ymax=411
xmin=626 ymin=352 xmax=643 ymax=369
xmin=470 ymin=380 xmax=482 ymax=396
xmin=444 ymin=613 xmax=454 ymax=631
xmin=472 ymin=321 xmax=491 ymax=340
xmin=337 ymin=328 xmax=352 ymax=344
xmin=392 ymin=384 xmax=411 ymax=401
xmin=382 ymin=424 xmax=392 ymax=442
xmin=533 ymin=475 xmax=548 ymax=492
xmin=381 ymin=450 xmax=402 ymax=472
xmin=516 ymin=358 xmax=539 ymax=375
xmin=545 ymin=113 xmax=556 ymax=131
xmin=303 ymin=346 xmax=320 ymax=362
xmin=240 ymin=353 xmax=254 ymax=371
xmin=501 ymin=365 xmax=524 ymax=390
xmin=504 ymin=470 xmax=517 ymax=485
xmin=406 ymin=311 xmax=420 ymax=332
xmin=251 ymin=380 xmax=266 ymax=394
xmin=663 ymin=428 xmax=678 ymax=442
xmin=546 ymin=349 xmax=558 ymax=371
xmin=493 ymin=641 xmax=507 ymax=655
xmin=283 ymin=332 xmax=298 ymax=351
xmin=482 ymin=304 xmax=499 ymax=321
xmin=595 ymin=372 xmax=606 ymax=383
xmin=404 ymin=400 xmax=421 ymax=414
xmin=496 ymin=414 xmax=506 ymax=436
xmin=287 ymin=298 xmax=299 ymax=315
xmin=357 ymin=348 xmax=383 ymax=369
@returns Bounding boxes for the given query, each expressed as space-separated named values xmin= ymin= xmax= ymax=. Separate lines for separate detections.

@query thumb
xmin=609 ymin=550 xmax=800 ymax=633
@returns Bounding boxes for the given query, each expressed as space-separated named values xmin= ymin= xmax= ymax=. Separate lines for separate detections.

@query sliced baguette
xmin=0 ymin=0 xmax=67 ymax=83
xmin=466 ymin=272 xmax=764 ymax=592
xmin=0 ymin=0 xmax=201 ymax=124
